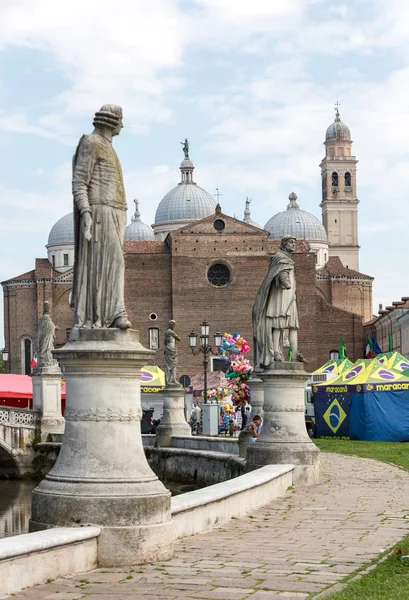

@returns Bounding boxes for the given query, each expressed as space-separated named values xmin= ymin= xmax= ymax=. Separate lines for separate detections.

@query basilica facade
xmin=2 ymin=110 xmax=372 ymax=376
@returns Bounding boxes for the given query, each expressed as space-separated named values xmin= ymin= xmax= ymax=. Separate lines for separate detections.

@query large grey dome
xmin=264 ymin=193 xmax=328 ymax=243
xmin=125 ymin=200 xmax=154 ymax=240
xmin=325 ymin=110 xmax=351 ymax=142
xmin=155 ymin=184 xmax=216 ymax=224
xmin=155 ymin=152 xmax=216 ymax=225
xmin=48 ymin=213 xmax=74 ymax=246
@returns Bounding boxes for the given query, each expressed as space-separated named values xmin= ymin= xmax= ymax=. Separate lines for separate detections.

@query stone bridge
xmin=0 ymin=407 xmax=40 ymax=478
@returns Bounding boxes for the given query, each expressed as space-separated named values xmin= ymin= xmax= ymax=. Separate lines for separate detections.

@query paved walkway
xmin=6 ymin=453 xmax=409 ymax=600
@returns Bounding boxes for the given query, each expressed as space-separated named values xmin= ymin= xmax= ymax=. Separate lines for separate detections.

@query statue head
xmin=93 ymin=104 xmax=123 ymax=137
xmin=281 ymin=236 xmax=296 ymax=253
xmin=43 ymin=301 xmax=50 ymax=315
xmin=169 ymin=320 xmax=176 ymax=330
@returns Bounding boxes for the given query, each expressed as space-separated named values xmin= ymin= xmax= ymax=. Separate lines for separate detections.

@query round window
xmin=207 ymin=263 xmax=231 ymax=287
xmin=149 ymin=312 xmax=158 ymax=321
xmin=213 ymin=219 xmax=225 ymax=231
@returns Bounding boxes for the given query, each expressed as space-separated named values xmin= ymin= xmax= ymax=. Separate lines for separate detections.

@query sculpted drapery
xmin=164 ymin=320 xmax=181 ymax=386
xmin=34 ymin=301 xmax=58 ymax=367
xmin=70 ymin=105 xmax=131 ymax=330
xmin=252 ymin=237 xmax=299 ymax=368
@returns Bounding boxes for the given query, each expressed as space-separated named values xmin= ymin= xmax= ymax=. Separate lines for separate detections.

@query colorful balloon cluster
xmin=218 ymin=332 xmax=253 ymax=407
xmin=201 ymin=387 xmax=230 ymax=402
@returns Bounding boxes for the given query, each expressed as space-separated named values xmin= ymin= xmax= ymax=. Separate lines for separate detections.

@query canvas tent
xmin=313 ymin=356 xmax=409 ymax=440
xmin=0 ymin=374 xmax=66 ymax=410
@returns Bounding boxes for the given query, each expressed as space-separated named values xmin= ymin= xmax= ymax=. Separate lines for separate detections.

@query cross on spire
xmin=214 ymin=187 xmax=223 ymax=203
xmin=334 ymin=100 xmax=341 ymax=118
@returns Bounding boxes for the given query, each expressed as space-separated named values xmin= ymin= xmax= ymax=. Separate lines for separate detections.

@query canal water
xmin=0 ymin=479 xmax=201 ymax=539
xmin=0 ymin=480 xmax=38 ymax=539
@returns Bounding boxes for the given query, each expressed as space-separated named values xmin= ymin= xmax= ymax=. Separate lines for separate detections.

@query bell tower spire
xmin=320 ymin=106 xmax=360 ymax=270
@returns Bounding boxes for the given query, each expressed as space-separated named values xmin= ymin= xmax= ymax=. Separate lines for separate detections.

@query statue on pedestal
xmin=164 ymin=320 xmax=181 ymax=386
xmin=71 ymin=104 xmax=131 ymax=330
xmin=252 ymin=235 xmax=302 ymax=368
xmin=34 ymin=301 xmax=59 ymax=368
xmin=180 ymin=138 xmax=189 ymax=158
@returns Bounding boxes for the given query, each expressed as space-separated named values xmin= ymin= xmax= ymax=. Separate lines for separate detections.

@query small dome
xmin=155 ymin=149 xmax=216 ymax=225
xmin=125 ymin=200 xmax=154 ymax=240
xmin=264 ymin=193 xmax=328 ymax=243
xmin=48 ymin=213 xmax=74 ymax=246
xmin=325 ymin=109 xmax=351 ymax=142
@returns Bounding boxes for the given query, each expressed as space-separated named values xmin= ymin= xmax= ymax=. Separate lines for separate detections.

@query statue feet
xmin=274 ymin=351 xmax=285 ymax=362
xmin=113 ymin=316 xmax=132 ymax=330
xmin=293 ymin=352 xmax=308 ymax=363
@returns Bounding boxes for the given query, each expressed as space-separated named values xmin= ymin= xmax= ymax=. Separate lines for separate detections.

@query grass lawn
xmin=314 ymin=438 xmax=409 ymax=472
xmin=311 ymin=438 xmax=409 ymax=599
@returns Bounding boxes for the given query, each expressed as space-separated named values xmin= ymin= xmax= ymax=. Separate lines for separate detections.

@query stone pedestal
xmin=156 ymin=383 xmax=191 ymax=447
xmin=30 ymin=328 xmax=174 ymax=566
xmin=246 ymin=362 xmax=320 ymax=485
xmin=238 ymin=376 xmax=265 ymax=458
xmin=249 ymin=375 xmax=264 ymax=419
xmin=32 ymin=364 xmax=65 ymax=442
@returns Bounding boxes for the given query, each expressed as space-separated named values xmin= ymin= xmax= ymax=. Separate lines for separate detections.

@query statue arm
xmin=72 ymin=137 xmax=97 ymax=215
xmin=277 ymin=270 xmax=291 ymax=290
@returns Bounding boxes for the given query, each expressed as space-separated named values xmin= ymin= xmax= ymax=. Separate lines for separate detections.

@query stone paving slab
xmin=4 ymin=453 xmax=409 ymax=600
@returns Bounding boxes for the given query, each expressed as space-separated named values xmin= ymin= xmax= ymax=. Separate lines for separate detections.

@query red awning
xmin=0 ymin=374 xmax=66 ymax=399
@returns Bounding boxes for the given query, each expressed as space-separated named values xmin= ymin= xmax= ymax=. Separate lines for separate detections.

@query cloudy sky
xmin=1 ymin=0 xmax=408 ymax=345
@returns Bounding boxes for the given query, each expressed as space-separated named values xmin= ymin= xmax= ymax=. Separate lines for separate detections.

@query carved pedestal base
xmin=156 ymin=383 xmax=191 ymax=447
xmin=30 ymin=328 xmax=174 ymax=566
xmin=246 ymin=363 xmax=320 ymax=485
xmin=249 ymin=375 xmax=264 ymax=419
xmin=32 ymin=365 xmax=65 ymax=442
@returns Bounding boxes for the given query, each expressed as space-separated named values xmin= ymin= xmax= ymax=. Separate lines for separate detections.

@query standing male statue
xmin=164 ymin=320 xmax=181 ymax=385
xmin=252 ymin=236 xmax=302 ymax=368
xmin=34 ymin=301 xmax=59 ymax=368
xmin=71 ymin=104 xmax=131 ymax=330
xmin=180 ymin=138 xmax=189 ymax=158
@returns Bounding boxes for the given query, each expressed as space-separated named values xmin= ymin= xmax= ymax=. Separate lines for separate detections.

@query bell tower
xmin=320 ymin=105 xmax=359 ymax=270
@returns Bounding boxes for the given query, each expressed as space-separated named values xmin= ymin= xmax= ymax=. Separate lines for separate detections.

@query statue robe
xmin=71 ymin=133 xmax=128 ymax=329
xmin=252 ymin=249 xmax=299 ymax=367
xmin=34 ymin=315 xmax=56 ymax=366
xmin=164 ymin=330 xmax=178 ymax=385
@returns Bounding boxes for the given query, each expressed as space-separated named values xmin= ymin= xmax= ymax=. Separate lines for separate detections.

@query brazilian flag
xmin=339 ymin=338 xmax=347 ymax=360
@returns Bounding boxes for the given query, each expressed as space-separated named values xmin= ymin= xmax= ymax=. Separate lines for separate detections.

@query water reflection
xmin=0 ymin=479 xmax=202 ymax=539
xmin=0 ymin=480 xmax=38 ymax=539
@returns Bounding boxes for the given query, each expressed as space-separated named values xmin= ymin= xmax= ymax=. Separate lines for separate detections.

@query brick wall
xmin=3 ymin=215 xmax=366 ymax=375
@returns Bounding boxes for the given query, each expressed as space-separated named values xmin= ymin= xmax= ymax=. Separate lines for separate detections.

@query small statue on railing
xmin=164 ymin=320 xmax=181 ymax=386
xmin=34 ymin=301 xmax=59 ymax=369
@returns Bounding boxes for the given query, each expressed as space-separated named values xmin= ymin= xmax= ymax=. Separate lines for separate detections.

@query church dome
xmin=47 ymin=213 xmax=74 ymax=246
xmin=325 ymin=108 xmax=351 ymax=142
xmin=125 ymin=200 xmax=154 ymax=241
xmin=264 ymin=192 xmax=328 ymax=243
xmin=154 ymin=145 xmax=216 ymax=229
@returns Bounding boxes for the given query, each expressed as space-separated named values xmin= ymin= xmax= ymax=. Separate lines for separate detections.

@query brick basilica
xmin=2 ymin=110 xmax=373 ymax=376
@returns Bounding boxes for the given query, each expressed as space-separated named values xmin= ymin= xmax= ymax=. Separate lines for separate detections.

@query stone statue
xmin=180 ymin=138 xmax=189 ymax=158
xmin=252 ymin=236 xmax=302 ymax=368
xmin=164 ymin=320 xmax=181 ymax=385
xmin=71 ymin=104 xmax=131 ymax=330
xmin=34 ymin=301 xmax=59 ymax=368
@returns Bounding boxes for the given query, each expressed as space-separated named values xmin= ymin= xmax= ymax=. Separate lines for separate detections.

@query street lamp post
xmin=189 ymin=321 xmax=222 ymax=403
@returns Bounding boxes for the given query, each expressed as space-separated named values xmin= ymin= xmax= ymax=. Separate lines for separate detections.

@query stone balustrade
xmin=0 ymin=407 xmax=39 ymax=429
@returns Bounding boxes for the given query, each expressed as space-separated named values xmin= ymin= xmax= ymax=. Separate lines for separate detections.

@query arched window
xmin=21 ymin=338 xmax=32 ymax=375
xmin=331 ymin=172 xmax=338 ymax=187
xmin=344 ymin=172 xmax=352 ymax=188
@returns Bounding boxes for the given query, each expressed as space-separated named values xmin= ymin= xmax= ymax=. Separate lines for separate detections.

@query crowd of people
xmin=189 ymin=400 xmax=263 ymax=442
